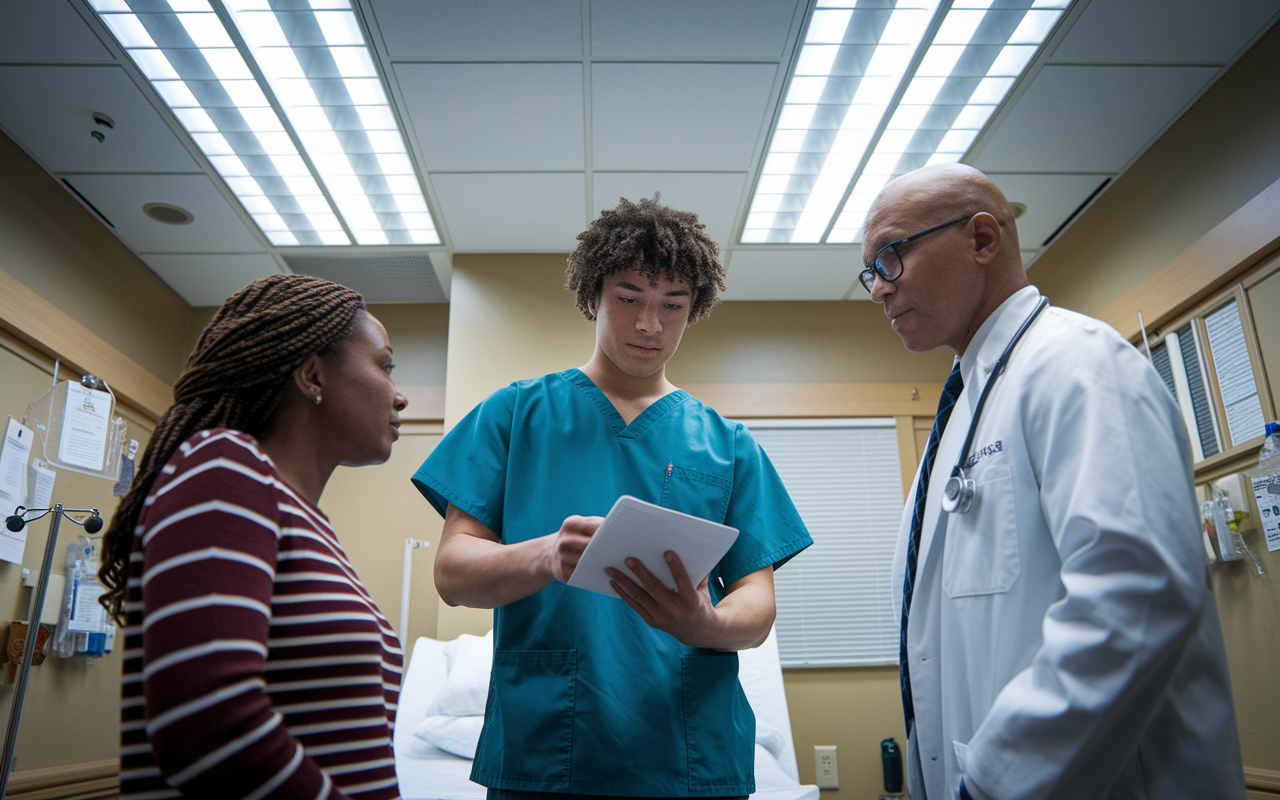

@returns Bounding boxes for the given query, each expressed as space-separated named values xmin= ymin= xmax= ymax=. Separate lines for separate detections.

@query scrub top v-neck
xmin=412 ymin=369 xmax=811 ymax=797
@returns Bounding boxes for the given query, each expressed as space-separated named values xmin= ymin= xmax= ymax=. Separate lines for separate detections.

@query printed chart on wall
xmin=58 ymin=384 xmax=112 ymax=472
xmin=0 ymin=418 xmax=33 ymax=564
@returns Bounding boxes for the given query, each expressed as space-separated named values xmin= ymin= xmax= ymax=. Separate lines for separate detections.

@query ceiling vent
xmin=143 ymin=202 xmax=194 ymax=225
xmin=281 ymin=252 xmax=446 ymax=303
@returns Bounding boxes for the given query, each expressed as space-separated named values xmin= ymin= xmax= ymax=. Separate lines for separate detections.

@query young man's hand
xmin=548 ymin=515 xmax=603 ymax=583
xmin=606 ymin=551 xmax=719 ymax=646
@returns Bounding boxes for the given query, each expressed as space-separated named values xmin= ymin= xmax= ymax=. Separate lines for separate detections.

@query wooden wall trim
xmin=681 ymin=382 xmax=945 ymax=419
xmin=6 ymin=758 xmax=115 ymax=794
xmin=1102 ymin=174 xmax=1280 ymax=341
xmin=398 ymin=384 xmax=445 ymax=423
xmin=1247 ymin=766 xmax=1280 ymax=791
xmin=0 ymin=267 xmax=171 ymax=420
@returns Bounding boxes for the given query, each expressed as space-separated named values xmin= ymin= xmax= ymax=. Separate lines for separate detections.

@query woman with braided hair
xmin=100 ymin=274 xmax=407 ymax=800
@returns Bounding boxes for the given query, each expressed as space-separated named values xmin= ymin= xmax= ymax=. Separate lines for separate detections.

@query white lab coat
xmin=892 ymin=286 xmax=1245 ymax=800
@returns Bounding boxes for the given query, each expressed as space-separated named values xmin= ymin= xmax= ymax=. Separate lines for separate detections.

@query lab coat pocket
xmin=682 ymin=652 xmax=755 ymax=792
xmin=474 ymin=649 xmax=576 ymax=786
xmin=942 ymin=465 xmax=1020 ymax=598
xmin=661 ymin=465 xmax=732 ymax=523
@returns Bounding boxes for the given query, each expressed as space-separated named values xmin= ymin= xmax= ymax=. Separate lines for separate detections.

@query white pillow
xmin=412 ymin=714 xmax=484 ymax=759
xmin=425 ymin=630 xmax=493 ymax=718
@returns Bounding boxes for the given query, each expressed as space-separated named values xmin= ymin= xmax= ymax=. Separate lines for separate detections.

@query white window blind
xmin=743 ymin=419 xmax=903 ymax=668
xmin=1203 ymin=301 xmax=1266 ymax=448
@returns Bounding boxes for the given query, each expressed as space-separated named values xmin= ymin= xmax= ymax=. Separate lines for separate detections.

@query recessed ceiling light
xmin=746 ymin=0 xmax=1067 ymax=246
xmin=89 ymin=0 xmax=440 ymax=247
xmin=143 ymin=202 xmax=195 ymax=225
xmin=1010 ymin=201 xmax=1028 ymax=219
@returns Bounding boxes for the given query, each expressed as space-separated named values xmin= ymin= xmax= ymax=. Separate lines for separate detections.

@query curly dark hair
xmin=567 ymin=194 xmax=726 ymax=323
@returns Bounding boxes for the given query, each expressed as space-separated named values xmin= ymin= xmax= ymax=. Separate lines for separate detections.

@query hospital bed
xmin=393 ymin=626 xmax=820 ymax=800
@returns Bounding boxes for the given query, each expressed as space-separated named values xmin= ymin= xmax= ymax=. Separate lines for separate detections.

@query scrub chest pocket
xmin=942 ymin=464 xmax=1021 ymax=597
xmin=661 ymin=464 xmax=732 ymax=523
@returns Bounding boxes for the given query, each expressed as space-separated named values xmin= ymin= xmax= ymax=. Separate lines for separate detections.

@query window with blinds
xmin=1147 ymin=297 xmax=1269 ymax=461
xmin=743 ymin=419 xmax=903 ymax=668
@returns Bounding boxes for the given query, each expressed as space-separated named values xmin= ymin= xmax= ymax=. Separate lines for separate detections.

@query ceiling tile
xmin=593 ymin=63 xmax=777 ymax=171
xmin=0 ymin=66 xmax=200 ymax=174
xmin=397 ymin=63 xmax=584 ymax=171
xmin=0 ymin=0 xmax=112 ymax=63
xmin=59 ymin=173 xmax=264 ymax=253
xmin=140 ymin=253 xmax=280 ymax=307
xmin=431 ymin=173 xmax=586 ymax=251
xmin=371 ymin=0 xmax=583 ymax=59
xmin=1051 ymin=0 xmax=1280 ymax=64
xmin=591 ymin=0 xmax=799 ymax=58
xmin=592 ymin=173 xmax=747 ymax=251
xmin=973 ymin=65 xmax=1219 ymax=174
xmin=987 ymin=173 xmax=1112 ymax=250
xmin=722 ymin=248 xmax=859 ymax=301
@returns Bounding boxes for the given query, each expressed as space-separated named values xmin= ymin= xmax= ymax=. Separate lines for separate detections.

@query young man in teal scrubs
xmin=411 ymin=196 xmax=812 ymax=799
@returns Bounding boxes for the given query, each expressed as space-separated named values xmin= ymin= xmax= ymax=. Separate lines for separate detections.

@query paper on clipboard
xmin=566 ymin=495 xmax=739 ymax=598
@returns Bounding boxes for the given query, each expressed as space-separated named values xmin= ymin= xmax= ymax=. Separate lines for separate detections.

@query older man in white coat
xmin=864 ymin=163 xmax=1245 ymax=800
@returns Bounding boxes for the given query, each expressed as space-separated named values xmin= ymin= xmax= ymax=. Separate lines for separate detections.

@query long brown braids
xmin=97 ymin=274 xmax=364 ymax=622
xmin=567 ymin=194 xmax=726 ymax=324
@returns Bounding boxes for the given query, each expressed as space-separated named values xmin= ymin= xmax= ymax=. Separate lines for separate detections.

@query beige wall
xmin=184 ymin=303 xmax=449 ymax=390
xmin=440 ymin=252 xmax=948 ymax=796
xmin=1033 ymin=21 xmax=1280 ymax=319
xmin=0 ymin=130 xmax=190 ymax=386
xmin=322 ymin=433 xmax=445 ymax=650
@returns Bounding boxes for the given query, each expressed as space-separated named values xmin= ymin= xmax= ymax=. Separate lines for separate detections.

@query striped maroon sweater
xmin=119 ymin=429 xmax=402 ymax=799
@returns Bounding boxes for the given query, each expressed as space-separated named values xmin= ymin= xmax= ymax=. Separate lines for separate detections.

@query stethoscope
xmin=941 ymin=297 xmax=1050 ymax=514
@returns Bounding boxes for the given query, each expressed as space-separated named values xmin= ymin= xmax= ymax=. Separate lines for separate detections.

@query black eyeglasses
xmin=858 ymin=215 xmax=973 ymax=295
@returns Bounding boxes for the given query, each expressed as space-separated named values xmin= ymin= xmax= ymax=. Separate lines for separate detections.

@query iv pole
xmin=0 ymin=505 xmax=102 ymax=795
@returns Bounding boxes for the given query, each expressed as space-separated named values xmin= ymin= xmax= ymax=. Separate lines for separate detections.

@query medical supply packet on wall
xmin=1249 ymin=421 xmax=1280 ymax=552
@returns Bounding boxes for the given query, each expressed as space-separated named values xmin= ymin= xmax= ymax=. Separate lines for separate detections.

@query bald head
xmin=862 ymin=164 xmax=1029 ymax=356
xmin=868 ymin=163 xmax=1021 ymax=259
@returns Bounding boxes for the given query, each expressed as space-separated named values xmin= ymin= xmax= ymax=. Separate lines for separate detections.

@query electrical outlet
xmin=815 ymin=745 xmax=839 ymax=790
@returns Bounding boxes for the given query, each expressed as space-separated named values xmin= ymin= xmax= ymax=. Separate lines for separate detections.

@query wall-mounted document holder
xmin=23 ymin=375 xmax=127 ymax=482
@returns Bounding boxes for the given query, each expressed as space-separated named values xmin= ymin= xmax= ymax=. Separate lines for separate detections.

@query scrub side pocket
xmin=473 ymin=649 xmax=576 ymax=788
xmin=942 ymin=465 xmax=1020 ymax=597
xmin=682 ymin=652 xmax=755 ymax=794
xmin=661 ymin=465 xmax=732 ymax=523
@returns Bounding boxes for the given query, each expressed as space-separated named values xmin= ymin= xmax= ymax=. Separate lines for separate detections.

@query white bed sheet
xmin=393 ymin=628 xmax=818 ymax=800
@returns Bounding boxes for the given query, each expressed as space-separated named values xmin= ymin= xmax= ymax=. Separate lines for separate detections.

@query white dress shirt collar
xmin=958 ymin=285 xmax=1043 ymax=408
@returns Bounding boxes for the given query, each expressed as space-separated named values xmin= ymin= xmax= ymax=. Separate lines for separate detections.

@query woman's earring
xmin=313 ymin=395 xmax=322 ymax=405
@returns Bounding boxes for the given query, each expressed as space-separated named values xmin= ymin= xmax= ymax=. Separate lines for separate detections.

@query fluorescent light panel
xmin=89 ymin=0 xmax=439 ymax=247
xmin=744 ymin=0 xmax=1066 ymax=245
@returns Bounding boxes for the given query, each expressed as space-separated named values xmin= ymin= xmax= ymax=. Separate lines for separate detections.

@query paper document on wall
xmin=58 ymin=384 xmax=112 ymax=471
xmin=1204 ymin=302 xmax=1265 ymax=448
xmin=27 ymin=460 xmax=55 ymax=509
xmin=567 ymin=495 xmax=739 ymax=598
xmin=0 ymin=418 xmax=34 ymax=564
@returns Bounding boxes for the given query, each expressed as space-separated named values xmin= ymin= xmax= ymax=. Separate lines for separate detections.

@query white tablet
xmin=566 ymin=495 xmax=740 ymax=598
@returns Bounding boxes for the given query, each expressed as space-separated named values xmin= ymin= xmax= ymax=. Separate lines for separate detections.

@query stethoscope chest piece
xmin=942 ymin=470 xmax=975 ymax=514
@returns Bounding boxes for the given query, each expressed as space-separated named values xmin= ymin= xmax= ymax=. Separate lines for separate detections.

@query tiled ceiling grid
xmin=366 ymin=0 xmax=810 ymax=258
xmin=0 ymin=0 xmax=1277 ymax=306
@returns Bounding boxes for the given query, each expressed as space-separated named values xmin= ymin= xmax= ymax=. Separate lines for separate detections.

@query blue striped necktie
xmin=900 ymin=361 xmax=964 ymax=734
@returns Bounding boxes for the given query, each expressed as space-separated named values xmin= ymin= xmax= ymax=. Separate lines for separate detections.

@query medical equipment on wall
xmin=1 ymin=364 xmax=126 ymax=794
xmin=941 ymin=298 xmax=1050 ymax=514
xmin=400 ymin=538 xmax=429 ymax=647
xmin=1248 ymin=421 xmax=1280 ymax=555
xmin=48 ymin=537 xmax=115 ymax=659
xmin=2 ymin=505 xmax=104 ymax=793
